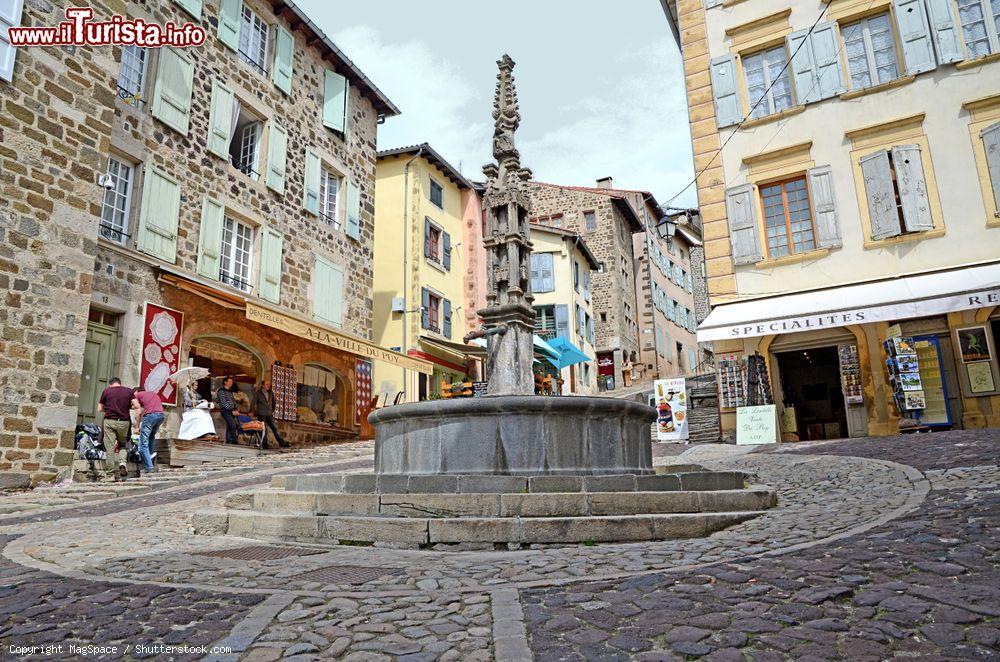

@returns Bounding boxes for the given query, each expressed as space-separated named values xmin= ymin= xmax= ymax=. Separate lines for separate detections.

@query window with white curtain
xmin=238 ymin=5 xmax=269 ymax=75
xmin=957 ymin=0 xmax=1000 ymax=58
xmin=743 ymin=45 xmax=794 ymax=118
xmin=220 ymin=217 xmax=255 ymax=292
xmin=99 ymin=157 xmax=133 ymax=244
xmin=842 ymin=14 xmax=900 ymax=89
xmin=116 ymin=45 xmax=147 ymax=107
xmin=319 ymin=168 xmax=341 ymax=229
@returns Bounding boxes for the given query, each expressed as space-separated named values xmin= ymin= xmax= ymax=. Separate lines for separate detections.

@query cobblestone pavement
xmin=0 ymin=430 xmax=995 ymax=660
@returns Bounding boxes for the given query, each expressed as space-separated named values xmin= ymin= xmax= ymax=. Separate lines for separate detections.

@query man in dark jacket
xmin=252 ymin=378 xmax=290 ymax=449
xmin=216 ymin=376 xmax=241 ymax=445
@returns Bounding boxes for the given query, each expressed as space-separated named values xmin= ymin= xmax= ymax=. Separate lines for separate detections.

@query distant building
xmin=463 ymin=183 xmax=488 ymax=336
xmin=530 ymin=224 xmax=600 ymax=395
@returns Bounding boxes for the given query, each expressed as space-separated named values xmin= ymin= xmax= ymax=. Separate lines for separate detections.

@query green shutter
xmin=323 ymin=70 xmax=348 ymax=133
xmin=151 ymin=48 xmax=195 ymax=135
xmin=303 ymin=148 xmax=321 ymax=214
xmin=217 ymin=0 xmax=241 ymax=51
xmin=196 ymin=196 xmax=225 ymax=279
xmin=207 ymin=81 xmax=235 ymax=159
xmin=136 ymin=166 xmax=181 ymax=263
xmin=266 ymin=122 xmax=288 ymax=194
xmin=272 ymin=26 xmax=294 ymax=95
xmin=259 ymin=227 xmax=283 ymax=304
xmin=345 ymin=178 xmax=361 ymax=240
xmin=174 ymin=0 xmax=202 ymax=19
xmin=313 ymin=256 xmax=344 ymax=327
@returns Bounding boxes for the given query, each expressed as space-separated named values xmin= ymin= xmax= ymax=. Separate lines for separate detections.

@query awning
xmin=697 ymin=261 xmax=1000 ymax=342
xmin=544 ymin=336 xmax=592 ymax=370
xmin=419 ymin=335 xmax=488 ymax=359
xmin=468 ymin=335 xmax=562 ymax=362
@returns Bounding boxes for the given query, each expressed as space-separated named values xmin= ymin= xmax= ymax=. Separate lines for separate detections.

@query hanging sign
xmin=653 ymin=378 xmax=688 ymax=442
xmin=139 ymin=302 xmax=184 ymax=406
xmin=736 ymin=405 xmax=778 ymax=445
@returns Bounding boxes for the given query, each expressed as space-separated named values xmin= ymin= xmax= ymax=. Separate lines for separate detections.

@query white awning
xmin=697 ymin=262 xmax=1000 ymax=342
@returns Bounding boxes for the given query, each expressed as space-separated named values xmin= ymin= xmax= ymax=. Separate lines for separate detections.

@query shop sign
xmin=139 ymin=303 xmax=184 ymax=406
xmin=653 ymin=378 xmax=688 ymax=442
xmin=736 ymin=405 xmax=778 ymax=445
xmin=597 ymin=352 xmax=615 ymax=376
xmin=246 ymin=302 xmax=433 ymax=375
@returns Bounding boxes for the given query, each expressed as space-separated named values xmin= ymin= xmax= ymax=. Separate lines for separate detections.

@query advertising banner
xmin=139 ymin=302 xmax=184 ymax=406
xmin=653 ymin=378 xmax=688 ymax=442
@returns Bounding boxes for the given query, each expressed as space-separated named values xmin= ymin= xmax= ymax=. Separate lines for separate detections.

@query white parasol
xmin=169 ymin=366 xmax=210 ymax=388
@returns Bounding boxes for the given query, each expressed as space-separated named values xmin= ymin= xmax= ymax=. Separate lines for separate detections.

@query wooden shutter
xmin=151 ymin=48 xmax=194 ymax=135
xmin=421 ymin=288 xmax=430 ymax=329
xmin=217 ymin=0 xmax=240 ymax=51
xmin=810 ymin=23 xmax=846 ymax=99
xmin=725 ymin=184 xmax=762 ymax=265
xmin=313 ymin=256 xmax=343 ymax=327
xmin=259 ymin=227 xmax=283 ymax=304
xmin=174 ymin=0 xmax=202 ymax=19
xmin=345 ymin=179 xmax=361 ymax=240
xmin=893 ymin=0 xmax=937 ymax=74
xmin=860 ymin=150 xmax=902 ymax=240
xmin=892 ymin=144 xmax=934 ymax=232
xmin=807 ymin=165 xmax=842 ymax=248
xmin=136 ymin=166 xmax=181 ymax=263
xmin=207 ymin=81 xmax=235 ymax=159
xmin=924 ymin=0 xmax=963 ymax=64
xmin=0 ymin=0 xmax=24 ymax=82
xmin=443 ymin=299 xmax=452 ymax=338
xmin=787 ymin=29 xmax=821 ymax=104
xmin=272 ymin=26 xmax=294 ymax=95
xmin=982 ymin=121 xmax=1000 ymax=213
xmin=583 ymin=268 xmax=591 ymax=300
xmin=529 ymin=254 xmax=541 ymax=292
xmin=442 ymin=231 xmax=452 ymax=270
xmin=196 ymin=196 xmax=225 ymax=279
xmin=709 ymin=55 xmax=742 ymax=128
xmin=541 ymin=253 xmax=554 ymax=292
xmin=323 ymin=70 xmax=348 ymax=133
xmin=266 ymin=122 xmax=288 ymax=194
xmin=555 ymin=305 xmax=569 ymax=339
xmin=303 ymin=149 xmax=322 ymax=215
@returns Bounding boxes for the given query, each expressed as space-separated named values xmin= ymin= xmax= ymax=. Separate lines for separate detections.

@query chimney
xmin=595 ymin=176 xmax=613 ymax=189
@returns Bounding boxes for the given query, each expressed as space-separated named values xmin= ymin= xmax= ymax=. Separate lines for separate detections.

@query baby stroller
xmin=75 ymin=423 xmax=107 ymax=482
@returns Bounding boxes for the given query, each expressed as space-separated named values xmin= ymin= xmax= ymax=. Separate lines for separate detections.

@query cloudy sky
xmin=297 ymin=0 xmax=696 ymax=208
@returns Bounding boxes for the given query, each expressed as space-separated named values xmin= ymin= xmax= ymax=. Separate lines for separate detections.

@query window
xmin=583 ymin=269 xmax=591 ymax=302
xmin=842 ymin=14 xmax=899 ymax=89
xmin=238 ymin=5 xmax=269 ymax=75
xmin=99 ymin=157 xmax=133 ymax=245
xmin=583 ymin=363 xmax=591 ymax=386
xmin=576 ymin=304 xmax=586 ymax=340
xmin=534 ymin=305 xmax=557 ymax=340
xmin=424 ymin=219 xmax=451 ymax=269
xmin=530 ymin=253 xmax=555 ymax=293
xmin=228 ymin=105 xmax=262 ymax=181
xmin=761 ymin=177 xmax=816 ymax=257
xmin=957 ymin=0 xmax=1000 ymax=58
xmin=297 ymin=364 xmax=343 ymax=427
xmin=429 ymin=178 xmax=443 ymax=208
xmin=220 ymin=217 xmax=255 ymax=292
xmin=534 ymin=214 xmax=563 ymax=228
xmin=743 ymin=45 xmax=794 ymax=118
xmin=319 ymin=168 xmax=341 ymax=229
xmin=116 ymin=45 xmax=147 ymax=108
xmin=426 ymin=291 xmax=441 ymax=333
xmin=573 ymin=260 xmax=580 ymax=292
xmin=584 ymin=210 xmax=597 ymax=232
xmin=427 ymin=224 xmax=441 ymax=262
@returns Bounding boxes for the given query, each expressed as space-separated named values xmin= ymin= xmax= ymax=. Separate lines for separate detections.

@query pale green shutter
xmin=345 ymin=179 xmax=361 ymax=240
xmin=0 ymin=0 xmax=24 ymax=83
xmin=217 ymin=0 xmax=240 ymax=51
xmin=313 ymin=256 xmax=344 ymax=327
xmin=272 ymin=26 xmax=294 ymax=95
xmin=323 ymin=70 xmax=348 ymax=133
xmin=174 ymin=0 xmax=202 ymax=19
xmin=982 ymin=121 xmax=1000 ymax=213
xmin=136 ymin=166 xmax=181 ymax=263
xmin=709 ymin=54 xmax=742 ymax=128
xmin=893 ymin=0 xmax=937 ymax=74
xmin=151 ymin=48 xmax=195 ymax=135
xmin=807 ymin=165 xmax=841 ymax=248
xmin=196 ymin=196 xmax=225 ymax=279
xmin=892 ymin=145 xmax=934 ymax=232
xmin=725 ymin=184 xmax=762 ymax=264
xmin=207 ymin=81 xmax=235 ymax=159
xmin=266 ymin=122 xmax=288 ymax=194
xmin=259 ymin=227 xmax=283 ymax=304
xmin=303 ymin=148 xmax=321 ymax=214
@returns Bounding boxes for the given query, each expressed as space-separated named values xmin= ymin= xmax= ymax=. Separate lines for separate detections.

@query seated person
xmin=322 ymin=398 xmax=339 ymax=426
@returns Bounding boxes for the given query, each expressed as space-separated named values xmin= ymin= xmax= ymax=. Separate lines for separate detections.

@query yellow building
xmin=530 ymin=225 xmax=600 ymax=395
xmin=374 ymin=144 xmax=478 ymax=401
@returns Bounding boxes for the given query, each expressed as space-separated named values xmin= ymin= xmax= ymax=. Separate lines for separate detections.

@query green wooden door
xmin=78 ymin=323 xmax=117 ymax=424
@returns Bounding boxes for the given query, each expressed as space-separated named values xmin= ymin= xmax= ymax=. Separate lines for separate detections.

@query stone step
xmin=246 ymin=487 xmax=776 ymax=518
xmin=276 ymin=471 xmax=747 ymax=495
xmin=193 ymin=508 xmax=765 ymax=546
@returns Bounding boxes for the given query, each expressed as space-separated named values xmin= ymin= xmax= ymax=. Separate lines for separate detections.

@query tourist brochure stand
xmin=718 ymin=353 xmax=746 ymax=409
xmin=838 ymin=345 xmax=863 ymax=405
xmin=884 ymin=336 xmax=926 ymax=414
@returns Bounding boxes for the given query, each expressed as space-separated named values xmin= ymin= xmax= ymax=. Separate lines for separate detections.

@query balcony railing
xmin=232 ymin=158 xmax=260 ymax=181
xmin=238 ymin=50 xmax=268 ymax=76
xmin=219 ymin=269 xmax=251 ymax=292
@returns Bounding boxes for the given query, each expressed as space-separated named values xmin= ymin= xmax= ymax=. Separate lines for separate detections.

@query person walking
xmin=97 ymin=377 xmax=134 ymax=481
xmin=131 ymin=389 xmax=164 ymax=473
xmin=217 ymin=376 xmax=242 ymax=445
xmin=252 ymin=378 xmax=290 ymax=449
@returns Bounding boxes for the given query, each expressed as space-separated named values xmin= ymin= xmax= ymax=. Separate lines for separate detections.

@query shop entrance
xmin=775 ymin=346 xmax=849 ymax=441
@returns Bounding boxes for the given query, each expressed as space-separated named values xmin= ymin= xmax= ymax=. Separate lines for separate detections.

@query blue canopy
xmin=544 ymin=336 xmax=591 ymax=370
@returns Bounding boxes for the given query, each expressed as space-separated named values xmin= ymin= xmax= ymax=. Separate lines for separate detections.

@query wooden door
xmin=78 ymin=323 xmax=117 ymax=424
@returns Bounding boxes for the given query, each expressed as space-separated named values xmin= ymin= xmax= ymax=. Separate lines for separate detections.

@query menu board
xmin=718 ymin=354 xmax=746 ymax=409
xmin=472 ymin=381 xmax=489 ymax=398
xmin=838 ymin=345 xmax=863 ymax=405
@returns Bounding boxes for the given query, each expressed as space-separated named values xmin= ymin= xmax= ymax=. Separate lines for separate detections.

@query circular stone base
xmin=369 ymin=396 xmax=657 ymax=476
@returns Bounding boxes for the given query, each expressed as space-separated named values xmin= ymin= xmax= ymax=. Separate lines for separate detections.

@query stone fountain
xmin=192 ymin=56 xmax=775 ymax=547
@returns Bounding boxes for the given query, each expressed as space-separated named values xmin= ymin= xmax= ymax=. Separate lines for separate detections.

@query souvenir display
xmin=838 ymin=344 xmax=863 ymax=405
xmin=271 ymin=363 xmax=298 ymax=421
xmin=884 ymin=336 xmax=924 ymax=413
xmin=718 ymin=354 xmax=746 ymax=409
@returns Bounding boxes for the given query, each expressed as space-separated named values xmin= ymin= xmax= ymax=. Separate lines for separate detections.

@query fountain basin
xmin=370 ymin=395 xmax=657 ymax=476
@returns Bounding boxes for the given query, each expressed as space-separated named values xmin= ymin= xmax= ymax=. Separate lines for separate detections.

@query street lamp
xmin=655 ymin=214 xmax=677 ymax=240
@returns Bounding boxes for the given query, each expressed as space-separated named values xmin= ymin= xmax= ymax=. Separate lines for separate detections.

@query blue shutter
xmin=421 ymin=288 xmax=430 ymax=329
xmin=709 ymin=54 xmax=742 ymax=127
xmin=323 ymin=70 xmax=348 ymax=133
xmin=892 ymin=145 xmax=933 ymax=232
xmin=0 ymin=0 xmax=23 ymax=82
xmin=924 ymin=0 xmax=963 ymax=64
xmin=443 ymin=231 xmax=452 ymax=270
xmin=807 ymin=165 xmax=842 ymax=248
xmin=725 ymin=184 xmax=763 ymax=265
xmin=787 ymin=29 xmax=821 ymax=104
xmin=529 ymin=254 xmax=542 ymax=292
xmin=174 ymin=0 xmax=202 ymax=19
xmin=554 ymin=304 xmax=569 ymax=339
xmin=811 ymin=23 xmax=846 ymax=98
xmin=893 ymin=0 xmax=937 ymax=74
xmin=982 ymin=121 xmax=1000 ymax=213
xmin=443 ymin=299 xmax=452 ymax=338
xmin=540 ymin=254 xmax=555 ymax=292
xmin=861 ymin=150 xmax=902 ymax=240
xmin=424 ymin=218 xmax=431 ymax=257
xmin=313 ymin=257 xmax=344 ymax=327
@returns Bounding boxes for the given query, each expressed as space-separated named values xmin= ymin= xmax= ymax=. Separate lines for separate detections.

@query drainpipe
xmin=400 ymin=147 xmax=424 ymax=402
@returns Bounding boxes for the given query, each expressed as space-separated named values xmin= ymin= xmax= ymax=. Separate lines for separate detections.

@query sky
xmin=297 ymin=0 xmax=697 ymax=208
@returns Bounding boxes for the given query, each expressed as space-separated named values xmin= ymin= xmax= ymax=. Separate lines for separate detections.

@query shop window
xmin=116 ymin=45 xmax=147 ymax=108
xmin=297 ymin=364 xmax=343 ymax=426
xmin=761 ymin=177 xmax=816 ymax=257
xmin=238 ymin=5 xmax=270 ymax=76
xmin=189 ymin=338 xmax=263 ymax=405
xmin=99 ymin=156 xmax=134 ymax=245
xmin=957 ymin=0 xmax=1000 ymax=58
xmin=319 ymin=167 xmax=341 ymax=230
xmin=229 ymin=105 xmax=263 ymax=181
xmin=220 ymin=216 xmax=255 ymax=292
xmin=429 ymin=178 xmax=444 ymax=208
xmin=743 ymin=45 xmax=794 ymax=119
xmin=842 ymin=14 xmax=899 ymax=89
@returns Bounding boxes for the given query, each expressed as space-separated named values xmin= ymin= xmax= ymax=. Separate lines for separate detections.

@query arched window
xmin=297 ymin=364 xmax=345 ymax=426
xmin=188 ymin=336 xmax=264 ymax=405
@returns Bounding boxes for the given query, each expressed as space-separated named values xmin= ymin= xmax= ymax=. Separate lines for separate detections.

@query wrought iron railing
xmin=232 ymin=158 xmax=260 ymax=180
xmin=238 ymin=49 xmax=268 ymax=76
xmin=116 ymin=84 xmax=143 ymax=109
xmin=219 ymin=269 xmax=251 ymax=292
xmin=99 ymin=223 xmax=129 ymax=244
xmin=319 ymin=210 xmax=341 ymax=230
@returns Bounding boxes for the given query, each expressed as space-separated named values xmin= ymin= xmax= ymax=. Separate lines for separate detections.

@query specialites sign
xmin=245 ymin=302 xmax=433 ymax=375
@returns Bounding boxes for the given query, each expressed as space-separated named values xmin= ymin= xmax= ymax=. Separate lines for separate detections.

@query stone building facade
xmin=1 ymin=0 xmax=401 ymax=485
xmin=526 ymin=180 xmax=644 ymax=392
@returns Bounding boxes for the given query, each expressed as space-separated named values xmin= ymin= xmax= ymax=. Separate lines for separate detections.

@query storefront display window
xmin=297 ymin=364 xmax=343 ymax=426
